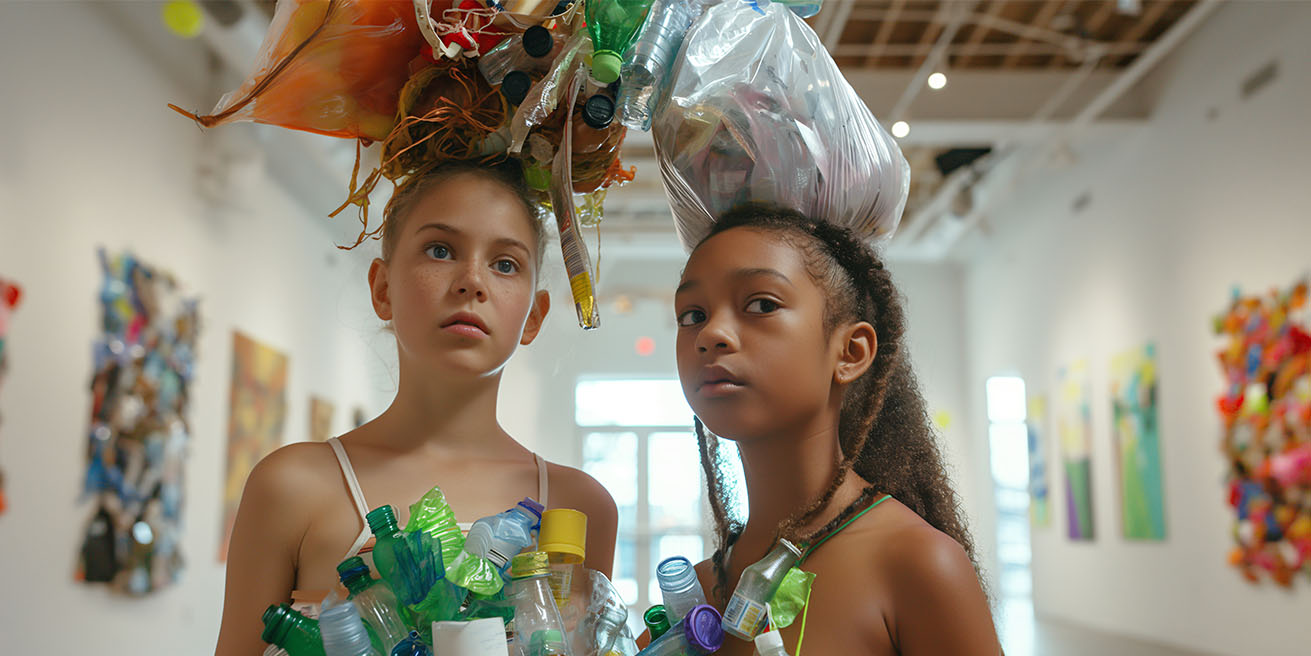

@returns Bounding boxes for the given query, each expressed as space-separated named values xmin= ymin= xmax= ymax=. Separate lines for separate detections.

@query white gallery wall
xmin=0 ymin=3 xmax=394 ymax=653
xmin=958 ymin=2 xmax=1311 ymax=654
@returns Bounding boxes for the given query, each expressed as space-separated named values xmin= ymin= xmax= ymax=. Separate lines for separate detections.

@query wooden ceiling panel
xmin=826 ymin=0 xmax=1197 ymax=71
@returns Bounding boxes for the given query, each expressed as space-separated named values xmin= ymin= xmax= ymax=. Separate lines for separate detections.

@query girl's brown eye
xmin=677 ymin=309 xmax=706 ymax=327
xmin=746 ymin=298 xmax=779 ymax=314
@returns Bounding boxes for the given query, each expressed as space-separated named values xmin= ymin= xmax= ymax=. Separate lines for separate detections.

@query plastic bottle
xmin=480 ymin=25 xmax=562 ymax=86
xmin=389 ymin=631 xmax=433 ymax=656
xmin=656 ymin=556 xmax=707 ymax=624
xmin=502 ymin=71 xmax=536 ymax=107
xmin=366 ymin=506 xmax=430 ymax=606
xmin=616 ymin=0 xmax=699 ymax=131
xmin=572 ymin=95 xmax=619 ymax=155
xmin=530 ymin=629 xmax=571 ymax=656
xmin=320 ymin=599 xmax=381 ymax=656
xmin=594 ymin=604 xmax=639 ymax=655
xmin=753 ymin=630 xmax=790 ymax=656
xmin=508 ymin=551 xmax=574 ymax=656
xmin=338 ymin=557 xmax=410 ymax=654
xmin=638 ymin=604 xmax=723 ymax=656
xmin=262 ymin=604 xmax=327 ymax=656
xmin=721 ymin=540 xmax=802 ymax=641
xmin=772 ymin=0 xmax=822 ymax=18
xmin=643 ymin=605 xmax=671 ymax=641
xmin=538 ymin=508 xmax=588 ymax=607
xmin=585 ymin=0 xmax=656 ymax=84
xmin=457 ymin=498 xmax=545 ymax=578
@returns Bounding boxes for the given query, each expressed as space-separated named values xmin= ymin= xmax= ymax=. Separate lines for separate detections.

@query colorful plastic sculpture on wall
xmin=0 ymin=277 xmax=21 ymax=516
xmin=1214 ymin=279 xmax=1311 ymax=586
xmin=76 ymin=250 xmax=200 ymax=595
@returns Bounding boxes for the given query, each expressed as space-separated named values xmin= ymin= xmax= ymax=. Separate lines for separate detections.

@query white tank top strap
xmin=534 ymin=453 xmax=549 ymax=508
xmin=327 ymin=437 xmax=373 ymax=559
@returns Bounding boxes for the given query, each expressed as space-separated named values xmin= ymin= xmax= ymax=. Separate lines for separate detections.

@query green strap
xmin=799 ymin=493 xmax=892 ymax=564
xmin=794 ymin=581 xmax=814 ymax=656
xmin=791 ymin=493 xmax=893 ymax=656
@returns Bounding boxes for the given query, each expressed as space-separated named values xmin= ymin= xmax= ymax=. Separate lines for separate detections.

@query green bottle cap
xmin=643 ymin=604 xmax=671 ymax=640
xmin=337 ymin=556 xmax=373 ymax=594
xmin=591 ymin=51 xmax=622 ymax=84
xmin=366 ymin=505 xmax=398 ymax=535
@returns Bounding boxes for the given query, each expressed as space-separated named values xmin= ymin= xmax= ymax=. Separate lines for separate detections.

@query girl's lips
xmin=699 ymin=380 xmax=746 ymax=398
xmin=442 ymin=323 xmax=488 ymax=339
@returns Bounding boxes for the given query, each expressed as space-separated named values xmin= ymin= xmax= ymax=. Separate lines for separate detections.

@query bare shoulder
xmin=241 ymin=441 xmax=342 ymax=515
xmin=838 ymin=501 xmax=996 ymax=653
xmin=544 ymin=462 xmax=617 ymax=518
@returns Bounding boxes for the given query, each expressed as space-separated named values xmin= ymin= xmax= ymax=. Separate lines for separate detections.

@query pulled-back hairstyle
xmin=694 ymin=203 xmax=982 ymax=599
xmin=379 ymin=159 xmax=547 ymax=270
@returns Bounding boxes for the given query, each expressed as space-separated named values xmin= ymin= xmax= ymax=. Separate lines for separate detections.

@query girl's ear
xmin=520 ymin=290 xmax=552 ymax=345
xmin=368 ymin=258 xmax=392 ymax=321
xmin=834 ymin=320 xmax=877 ymax=385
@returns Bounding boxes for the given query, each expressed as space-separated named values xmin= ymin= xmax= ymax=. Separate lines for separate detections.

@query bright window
xmin=576 ymin=378 xmax=747 ymax=632
xmin=986 ymin=375 xmax=1032 ymax=601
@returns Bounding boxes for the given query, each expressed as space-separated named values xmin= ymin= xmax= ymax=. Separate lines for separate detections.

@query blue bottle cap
xmin=519 ymin=497 xmax=545 ymax=523
xmin=683 ymin=604 xmax=725 ymax=653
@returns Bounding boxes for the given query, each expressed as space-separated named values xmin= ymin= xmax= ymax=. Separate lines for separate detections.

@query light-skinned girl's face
xmin=674 ymin=227 xmax=842 ymax=441
xmin=369 ymin=173 xmax=549 ymax=378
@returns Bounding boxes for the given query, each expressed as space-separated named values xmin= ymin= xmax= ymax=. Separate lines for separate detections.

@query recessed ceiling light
xmin=891 ymin=121 xmax=910 ymax=138
xmin=927 ymin=72 xmax=947 ymax=90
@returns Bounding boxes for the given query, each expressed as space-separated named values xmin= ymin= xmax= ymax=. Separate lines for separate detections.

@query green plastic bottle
xmin=366 ymin=505 xmax=428 ymax=606
xmin=585 ymin=0 xmax=656 ymax=84
xmin=261 ymin=603 xmax=327 ymax=656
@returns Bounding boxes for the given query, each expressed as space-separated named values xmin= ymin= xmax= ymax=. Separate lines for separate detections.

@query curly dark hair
xmin=693 ymin=202 xmax=982 ymax=600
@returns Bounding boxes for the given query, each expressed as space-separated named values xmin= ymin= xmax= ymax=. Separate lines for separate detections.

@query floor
xmin=997 ymin=599 xmax=1217 ymax=656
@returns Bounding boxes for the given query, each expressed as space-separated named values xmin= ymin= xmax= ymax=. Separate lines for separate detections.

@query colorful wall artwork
xmin=1057 ymin=361 xmax=1095 ymax=540
xmin=0 ymin=277 xmax=21 ymax=516
xmin=218 ymin=331 xmax=288 ymax=561
xmin=1111 ymin=343 xmax=1167 ymax=540
xmin=310 ymin=396 xmax=335 ymax=442
xmin=1027 ymin=395 xmax=1051 ymax=528
xmin=1214 ymin=280 xmax=1311 ymax=586
xmin=77 ymin=251 xmax=200 ymax=595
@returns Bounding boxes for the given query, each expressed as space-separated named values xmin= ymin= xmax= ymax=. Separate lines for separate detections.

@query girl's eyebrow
xmin=733 ymin=267 xmax=794 ymax=287
xmin=676 ymin=268 xmax=793 ymax=296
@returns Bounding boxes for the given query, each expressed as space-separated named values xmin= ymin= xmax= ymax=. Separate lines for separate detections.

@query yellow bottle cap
xmin=510 ymin=551 xmax=551 ymax=579
xmin=539 ymin=508 xmax=587 ymax=562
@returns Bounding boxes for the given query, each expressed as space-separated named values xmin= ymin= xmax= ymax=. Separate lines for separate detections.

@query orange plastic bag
xmin=171 ymin=0 xmax=429 ymax=142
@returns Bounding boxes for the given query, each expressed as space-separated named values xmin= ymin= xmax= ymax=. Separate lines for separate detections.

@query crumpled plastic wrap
xmin=652 ymin=0 xmax=909 ymax=250
xmin=406 ymin=486 xmax=467 ymax=567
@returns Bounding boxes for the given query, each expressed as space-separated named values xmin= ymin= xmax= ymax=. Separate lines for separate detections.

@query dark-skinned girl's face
xmin=674 ymin=227 xmax=845 ymax=442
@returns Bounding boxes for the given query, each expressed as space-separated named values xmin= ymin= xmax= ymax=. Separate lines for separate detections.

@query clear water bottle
xmin=772 ymin=0 xmax=822 ymax=18
xmin=721 ymin=540 xmax=802 ymax=641
xmin=320 ymin=599 xmax=381 ymax=656
xmin=338 ymin=557 xmax=409 ymax=654
xmin=457 ymin=498 xmax=545 ymax=578
xmin=656 ymin=556 xmax=707 ymax=624
xmin=617 ymin=0 xmax=699 ymax=131
xmin=638 ymin=604 xmax=723 ymax=656
xmin=508 ymin=551 xmax=573 ymax=656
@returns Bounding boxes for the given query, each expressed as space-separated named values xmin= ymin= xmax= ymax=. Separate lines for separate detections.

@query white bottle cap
xmin=754 ymin=629 xmax=787 ymax=654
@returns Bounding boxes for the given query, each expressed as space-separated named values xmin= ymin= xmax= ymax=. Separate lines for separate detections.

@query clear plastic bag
xmin=652 ymin=0 xmax=909 ymax=250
